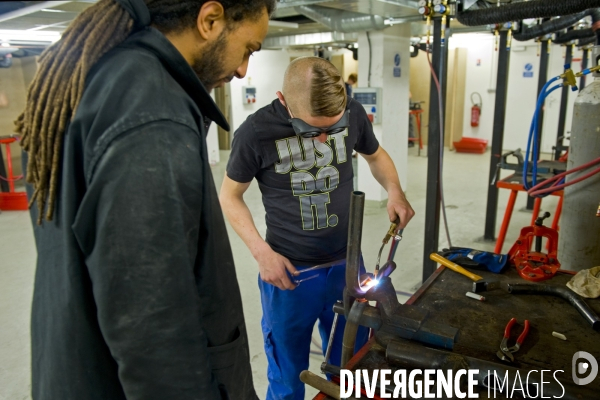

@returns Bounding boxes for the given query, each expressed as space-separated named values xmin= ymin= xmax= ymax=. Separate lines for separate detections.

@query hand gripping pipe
xmin=457 ymin=0 xmax=600 ymax=26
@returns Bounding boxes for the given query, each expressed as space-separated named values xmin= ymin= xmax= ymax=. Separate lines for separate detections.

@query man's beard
xmin=192 ymin=30 xmax=230 ymax=91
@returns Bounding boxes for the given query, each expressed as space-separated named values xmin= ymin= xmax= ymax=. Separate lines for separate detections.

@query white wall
xmin=343 ymin=49 xmax=358 ymax=81
xmin=207 ymin=121 xmax=220 ymax=165
xmin=450 ymin=33 xmax=581 ymax=154
xmin=357 ymin=24 xmax=411 ymax=201
xmin=505 ymin=41 xmax=581 ymax=153
xmin=229 ymin=49 xmax=312 ymax=136
xmin=449 ymin=33 xmax=497 ymax=143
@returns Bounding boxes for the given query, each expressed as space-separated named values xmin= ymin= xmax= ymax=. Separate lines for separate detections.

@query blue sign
xmin=394 ymin=53 xmax=401 ymax=67
xmin=393 ymin=67 xmax=401 ymax=77
xmin=523 ymin=63 xmax=534 ymax=77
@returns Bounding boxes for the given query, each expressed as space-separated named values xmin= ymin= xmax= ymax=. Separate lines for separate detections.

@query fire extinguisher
xmin=471 ymin=92 xmax=482 ymax=127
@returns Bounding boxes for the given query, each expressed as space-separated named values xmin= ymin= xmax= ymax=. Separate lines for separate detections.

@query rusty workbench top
xmin=314 ymin=265 xmax=600 ymax=399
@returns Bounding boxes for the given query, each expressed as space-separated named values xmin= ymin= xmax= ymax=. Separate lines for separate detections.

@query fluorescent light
xmin=0 ymin=29 xmax=61 ymax=44
xmin=268 ymin=20 xmax=299 ymax=29
xmin=41 ymin=9 xmax=67 ymax=13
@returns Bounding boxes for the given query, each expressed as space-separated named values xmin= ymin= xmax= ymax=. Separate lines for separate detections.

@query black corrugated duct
xmin=579 ymin=35 xmax=597 ymax=46
xmin=513 ymin=12 xmax=587 ymax=41
xmin=457 ymin=0 xmax=600 ymax=26
xmin=554 ymin=28 xmax=594 ymax=44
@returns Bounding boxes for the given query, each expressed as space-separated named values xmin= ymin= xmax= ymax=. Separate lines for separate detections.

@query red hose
xmin=528 ymin=156 xmax=600 ymax=196
xmin=0 ymin=174 xmax=23 ymax=182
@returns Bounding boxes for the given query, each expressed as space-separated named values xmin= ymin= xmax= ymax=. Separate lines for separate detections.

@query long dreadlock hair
xmin=16 ymin=0 xmax=276 ymax=224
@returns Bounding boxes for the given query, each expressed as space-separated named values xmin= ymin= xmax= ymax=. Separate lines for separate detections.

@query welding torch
xmin=375 ymin=216 xmax=403 ymax=276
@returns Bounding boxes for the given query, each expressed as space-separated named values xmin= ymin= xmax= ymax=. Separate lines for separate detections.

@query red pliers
xmin=496 ymin=318 xmax=530 ymax=363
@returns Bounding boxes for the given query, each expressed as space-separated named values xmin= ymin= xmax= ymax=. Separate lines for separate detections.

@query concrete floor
xmin=0 ymin=146 xmax=559 ymax=400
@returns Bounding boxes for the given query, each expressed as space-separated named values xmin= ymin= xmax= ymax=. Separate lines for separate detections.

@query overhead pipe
xmin=410 ymin=45 xmax=419 ymax=58
xmin=554 ymin=28 xmax=594 ymax=44
xmin=513 ymin=12 xmax=588 ymax=42
xmin=554 ymin=7 xmax=600 ymax=45
xmin=580 ymin=35 xmax=598 ymax=46
xmin=0 ymin=1 xmax=71 ymax=23
xmin=457 ymin=0 xmax=600 ymax=26
xmin=296 ymin=5 xmax=386 ymax=33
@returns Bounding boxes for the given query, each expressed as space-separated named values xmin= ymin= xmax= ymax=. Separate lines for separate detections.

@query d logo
xmin=572 ymin=351 xmax=598 ymax=385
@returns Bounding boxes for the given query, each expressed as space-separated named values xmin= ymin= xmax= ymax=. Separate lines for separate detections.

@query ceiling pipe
xmin=0 ymin=1 xmax=71 ymax=24
xmin=296 ymin=5 xmax=386 ymax=33
xmin=262 ymin=31 xmax=359 ymax=49
xmin=457 ymin=0 xmax=600 ymax=26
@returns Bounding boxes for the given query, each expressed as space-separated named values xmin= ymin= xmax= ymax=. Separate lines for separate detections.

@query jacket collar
xmin=123 ymin=28 xmax=230 ymax=131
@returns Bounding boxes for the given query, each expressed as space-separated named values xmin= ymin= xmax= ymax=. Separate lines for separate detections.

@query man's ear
xmin=196 ymin=1 xmax=226 ymax=41
xmin=276 ymin=91 xmax=286 ymax=107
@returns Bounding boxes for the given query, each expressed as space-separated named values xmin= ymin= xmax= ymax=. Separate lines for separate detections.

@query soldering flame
xmin=360 ymin=277 xmax=379 ymax=291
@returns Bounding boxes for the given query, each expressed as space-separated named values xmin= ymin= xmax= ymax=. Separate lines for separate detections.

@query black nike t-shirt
xmin=227 ymin=98 xmax=379 ymax=265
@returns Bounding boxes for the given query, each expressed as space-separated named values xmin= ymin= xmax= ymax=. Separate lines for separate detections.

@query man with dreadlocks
xmin=16 ymin=0 xmax=274 ymax=399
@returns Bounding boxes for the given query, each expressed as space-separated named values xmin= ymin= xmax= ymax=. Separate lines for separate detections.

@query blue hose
xmin=523 ymin=76 xmax=562 ymax=191
xmin=531 ymin=84 xmax=562 ymax=186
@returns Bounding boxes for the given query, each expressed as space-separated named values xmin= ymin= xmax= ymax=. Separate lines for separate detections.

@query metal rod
xmin=323 ymin=308 xmax=339 ymax=366
xmin=340 ymin=300 xmax=367 ymax=367
xmin=422 ymin=17 xmax=449 ymax=281
xmin=0 ymin=144 xmax=8 ymax=192
xmin=484 ymin=30 xmax=511 ymax=241
xmin=299 ymin=370 xmax=359 ymax=400
xmin=505 ymin=283 xmax=600 ymax=331
xmin=527 ymin=39 xmax=550 ymax=210
xmin=580 ymin=48 xmax=589 ymax=91
xmin=346 ymin=191 xmax=364 ymax=296
xmin=554 ymin=45 xmax=573 ymax=161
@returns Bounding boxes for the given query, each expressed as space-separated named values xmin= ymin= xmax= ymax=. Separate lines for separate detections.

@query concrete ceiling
xmin=0 ymin=0 xmax=480 ymax=53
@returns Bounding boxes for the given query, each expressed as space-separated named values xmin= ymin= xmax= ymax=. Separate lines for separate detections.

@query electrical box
xmin=242 ymin=86 xmax=256 ymax=104
xmin=353 ymin=87 xmax=382 ymax=124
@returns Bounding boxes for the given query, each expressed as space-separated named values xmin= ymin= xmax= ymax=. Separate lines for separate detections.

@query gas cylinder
xmin=557 ymin=46 xmax=600 ymax=271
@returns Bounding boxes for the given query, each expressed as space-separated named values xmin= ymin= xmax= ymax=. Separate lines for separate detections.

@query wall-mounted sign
xmin=523 ymin=63 xmax=534 ymax=78
xmin=393 ymin=53 xmax=401 ymax=78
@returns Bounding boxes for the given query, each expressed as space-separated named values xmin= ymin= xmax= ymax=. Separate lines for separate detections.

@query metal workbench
xmin=314 ymin=265 xmax=600 ymax=399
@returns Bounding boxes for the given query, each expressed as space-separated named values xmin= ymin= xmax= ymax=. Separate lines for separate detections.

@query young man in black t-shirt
xmin=220 ymin=57 xmax=414 ymax=400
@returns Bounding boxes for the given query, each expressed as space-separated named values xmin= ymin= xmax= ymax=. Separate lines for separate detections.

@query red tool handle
xmin=504 ymin=318 xmax=516 ymax=338
xmin=516 ymin=320 xmax=530 ymax=345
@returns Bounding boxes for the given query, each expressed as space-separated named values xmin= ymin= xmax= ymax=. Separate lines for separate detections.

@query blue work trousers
xmin=259 ymin=260 xmax=369 ymax=400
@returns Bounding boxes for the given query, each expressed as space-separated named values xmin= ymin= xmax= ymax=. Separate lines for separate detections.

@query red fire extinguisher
xmin=471 ymin=92 xmax=482 ymax=127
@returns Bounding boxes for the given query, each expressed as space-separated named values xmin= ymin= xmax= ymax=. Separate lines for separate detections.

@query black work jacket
xmin=27 ymin=27 xmax=257 ymax=400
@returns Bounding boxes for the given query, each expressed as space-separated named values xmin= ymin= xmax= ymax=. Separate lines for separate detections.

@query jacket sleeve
xmin=72 ymin=121 xmax=223 ymax=400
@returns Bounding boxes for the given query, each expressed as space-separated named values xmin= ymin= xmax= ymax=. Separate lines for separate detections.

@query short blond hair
xmin=283 ymin=57 xmax=346 ymax=117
